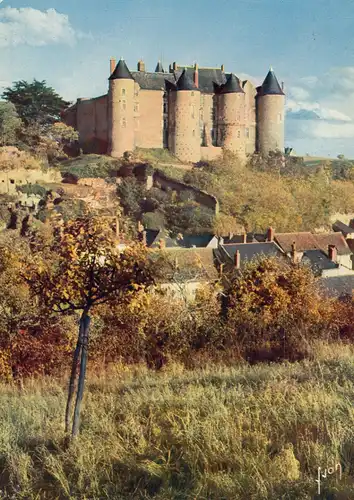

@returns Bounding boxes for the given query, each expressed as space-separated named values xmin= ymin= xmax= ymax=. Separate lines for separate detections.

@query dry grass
xmin=1 ymin=343 xmax=354 ymax=498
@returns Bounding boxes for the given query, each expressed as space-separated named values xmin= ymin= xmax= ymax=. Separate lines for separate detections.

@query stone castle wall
xmin=257 ymin=94 xmax=285 ymax=155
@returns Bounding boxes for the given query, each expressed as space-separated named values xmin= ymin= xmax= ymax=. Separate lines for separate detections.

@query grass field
xmin=1 ymin=343 xmax=354 ymax=499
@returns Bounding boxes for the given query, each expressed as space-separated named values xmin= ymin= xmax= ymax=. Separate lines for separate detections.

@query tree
xmin=24 ymin=217 xmax=155 ymax=437
xmin=2 ymin=80 xmax=70 ymax=129
xmin=223 ymin=256 xmax=336 ymax=362
xmin=0 ymin=102 xmax=22 ymax=146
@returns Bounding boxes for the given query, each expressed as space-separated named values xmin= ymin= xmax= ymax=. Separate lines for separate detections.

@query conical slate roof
xmin=155 ymin=61 xmax=165 ymax=73
xmin=219 ymin=73 xmax=244 ymax=94
xmin=109 ymin=59 xmax=134 ymax=80
xmin=259 ymin=68 xmax=284 ymax=95
xmin=176 ymin=68 xmax=198 ymax=91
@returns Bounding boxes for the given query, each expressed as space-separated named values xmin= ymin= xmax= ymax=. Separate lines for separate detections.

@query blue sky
xmin=1 ymin=0 xmax=354 ymax=157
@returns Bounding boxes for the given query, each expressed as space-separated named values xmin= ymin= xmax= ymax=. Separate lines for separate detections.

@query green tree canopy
xmin=0 ymin=101 xmax=22 ymax=146
xmin=2 ymin=80 xmax=70 ymax=129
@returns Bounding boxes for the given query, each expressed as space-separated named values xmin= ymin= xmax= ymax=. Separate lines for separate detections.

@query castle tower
xmin=217 ymin=73 xmax=246 ymax=158
xmin=168 ymin=69 xmax=201 ymax=163
xmin=108 ymin=58 xmax=135 ymax=158
xmin=256 ymin=68 xmax=285 ymax=155
xmin=155 ymin=60 xmax=165 ymax=73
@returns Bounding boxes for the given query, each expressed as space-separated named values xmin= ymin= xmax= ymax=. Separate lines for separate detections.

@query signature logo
xmin=315 ymin=463 xmax=342 ymax=495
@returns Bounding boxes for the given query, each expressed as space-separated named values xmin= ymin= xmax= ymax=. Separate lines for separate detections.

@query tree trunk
xmin=72 ymin=313 xmax=91 ymax=437
xmin=64 ymin=318 xmax=84 ymax=434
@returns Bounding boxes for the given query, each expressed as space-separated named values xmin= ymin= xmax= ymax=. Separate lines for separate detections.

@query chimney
xmin=137 ymin=60 xmax=145 ymax=72
xmin=110 ymin=58 xmax=116 ymax=75
xmin=194 ymin=63 xmax=199 ymax=88
xmin=228 ymin=232 xmax=233 ymax=240
xmin=291 ymin=242 xmax=297 ymax=263
xmin=281 ymin=81 xmax=284 ymax=91
xmin=142 ymin=230 xmax=147 ymax=246
xmin=234 ymin=249 xmax=241 ymax=269
xmin=172 ymin=62 xmax=178 ymax=71
xmin=221 ymin=64 xmax=225 ymax=72
xmin=266 ymin=227 xmax=275 ymax=242
xmin=242 ymin=233 xmax=247 ymax=243
xmin=328 ymin=244 xmax=337 ymax=263
xmin=159 ymin=239 xmax=166 ymax=249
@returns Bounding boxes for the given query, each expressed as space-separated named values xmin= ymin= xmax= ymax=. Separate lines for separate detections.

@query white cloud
xmin=0 ymin=7 xmax=82 ymax=47
xmin=286 ymin=98 xmax=351 ymax=122
xmin=310 ymin=122 xmax=354 ymax=139
xmin=288 ymin=86 xmax=310 ymax=101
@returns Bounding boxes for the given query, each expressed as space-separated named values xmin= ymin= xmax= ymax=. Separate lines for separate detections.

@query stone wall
xmin=135 ymin=89 xmax=164 ymax=148
xmin=0 ymin=168 xmax=61 ymax=195
xmin=153 ymin=170 xmax=219 ymax=214
xmin=76 ymin=95 xmax=108 ymax=154
xmin=256 ymin=94 xmax=285 ymax=155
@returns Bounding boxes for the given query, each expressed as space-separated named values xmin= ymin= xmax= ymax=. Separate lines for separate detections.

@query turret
xmin=108 ymin=58 xmax=135 ymax=158
xmin=256 ymin=68 xmax=285 ymax=155
xmin=168 ymin=69 xmax=201 ymax=163
xmin=217 ymin=73 xmax=246 ymax=158
xmin=155 ymin=60 xmax=165 ymax=73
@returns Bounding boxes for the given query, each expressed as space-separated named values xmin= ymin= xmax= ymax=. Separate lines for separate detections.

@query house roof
xmin=131 ymin=71 xmax=174 ymax=90
xmin=222 ymin=233 xmax=256 ymax=244
xmin=314 ymin=233 xmax=351 ymax=256
xmin=332 ymin=220 xmax=354 ymax=235
xmin=155 ymin=247 xmax=219 ymax=282
xmin=219 ymin=73 xmax=244 ymax=94
xmin=301 ymin=250 xmax=338 ymax=274
xmin=178 ymin=233 xmax=216 ymax=248
xmin=146 ymin=229 xmax=178 ymax=248
xmin=216 ymin=242 xmax=283 ymax=267
xmin=176 ymin=69 xmax=199 ymax=91
xmin=109 ymin=59 xmax=134 ymax=80
xmin=258 ymin=68 xmax=284 ymax=96
xmin=319 ymin=275 xmax=354 ymax=298
xmin=175 ymin=67 xmax=227 ymax=93
xmin=275 ymin=232 xmax=318 ymax=253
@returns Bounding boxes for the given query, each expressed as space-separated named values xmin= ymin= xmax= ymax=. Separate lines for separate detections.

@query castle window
xmin=163 ymin=102 xmax=168 ymax=114
xmin=134 ymin=104 xmax=139 ymax=112
xmin=278 ymin=113 xmax=282 ymax=123
xmin=122 ymin=101 xmax=126 ymax=110
xmin=245 ymin=128 xmax=249 ymax=138
xmin=237 ymin=130 xmax=241 ymax=138
xmin=192 ymin=130 xmax=195 ymax=136
xmin=122 ymin=118 xmax=126 ymax=128
xmin=122 ymin=88 xmax=126 ymax=96
xmin=191 ymin=92 xmax=195 ymax=96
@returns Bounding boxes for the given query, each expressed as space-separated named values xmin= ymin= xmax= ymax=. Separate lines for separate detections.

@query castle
xmin=63 ymin=58 xmax=285 ymax=163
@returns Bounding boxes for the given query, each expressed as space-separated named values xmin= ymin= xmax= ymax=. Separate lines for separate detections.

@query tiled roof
xmin=155 ymin=247 xmax=219 ymax=282
xmin=109 ymin=59 xmax=134 ymax=80
xmin=219 ymin=73 xmax=244 ymax=94
xmin=258 ymin=68 xmax=284 ymax=96
xmin=131 ymin=71 xmax=174 ymax=90
xmin=314 ymin=233 xmax=351 ymax=256
xmin=179 ymin=233 xmax=216 ymax=248
xmin=332 ymin=220 xmax=354 ymax=235
xmin=175 ymin=67 xmax=227 ymax=93
xmin=217 ymin=242 xmax=283 ymax=266
xmin=319 ymin=275 xmax=354 ymax=298
xmin=302 ymin=250 xmax=337 ymax=274
xmin=146 ymin=229 xmax=178 ymax=248
xmin=275 ymin=232 xmax=318 ymax=253
xmin=176 ymin=69 xmax=198 ymax=91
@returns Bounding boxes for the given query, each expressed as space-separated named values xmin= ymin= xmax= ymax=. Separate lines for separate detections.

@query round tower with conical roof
xmin=217 ymin=73 xmax=246 ymax=158
xmin=168 ymin=69 xmax=201 ymax=163
xmin=108 ymin=58 xmax=135 ymax=158
xmin=256 ymin=68 xmax=285 ymax=155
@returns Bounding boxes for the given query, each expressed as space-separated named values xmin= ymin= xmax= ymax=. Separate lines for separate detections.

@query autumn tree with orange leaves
xmin=25 ymin=217 xmax=154 ymax=437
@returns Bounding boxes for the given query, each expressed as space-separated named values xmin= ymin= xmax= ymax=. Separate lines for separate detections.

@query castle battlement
xmin=63 ymin=58 xmax=285 ymax=162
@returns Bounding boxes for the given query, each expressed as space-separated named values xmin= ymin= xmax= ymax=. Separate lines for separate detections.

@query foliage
xmin=0 ymin=146 xmax=43 ymax=171
xmin=182 ymin=151 xmax=354 ymax=232
xmin=60 ymin=154 xmax=119 ymax=179
xmin=17 ymin=183 xmax=47 ymax=198
xmin=2 ymin=80 xmax=70 ymax=129
xmin=0 ymin=101 xmax=22 ymax=146
xmin=223 ymin=256 xmax=338 ymax=361
xmin=163 ymin=202 xmax=214 ymax=236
